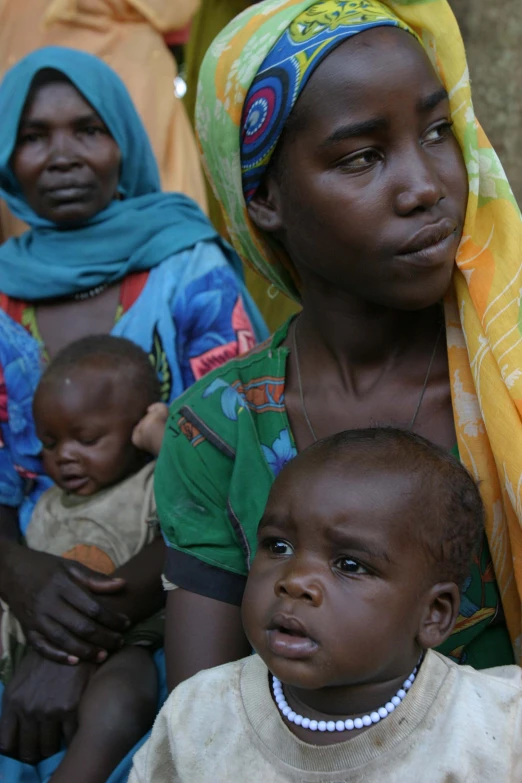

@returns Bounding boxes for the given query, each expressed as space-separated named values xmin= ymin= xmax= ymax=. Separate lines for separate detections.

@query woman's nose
xmin=47 ymin=132 xmax=82 ymax=170
xmin=393 ymin=146 xmax=445 ymax=216
xmin=274 ymin=563 xmax=323 ymax=606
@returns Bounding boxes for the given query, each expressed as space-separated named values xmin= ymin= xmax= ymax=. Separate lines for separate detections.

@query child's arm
xmin=132 ymin=403 xmax=169 ymax=457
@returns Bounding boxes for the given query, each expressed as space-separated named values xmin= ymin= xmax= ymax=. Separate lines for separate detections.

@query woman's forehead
xmin=295 ymin=26 xmax=441 ymax=124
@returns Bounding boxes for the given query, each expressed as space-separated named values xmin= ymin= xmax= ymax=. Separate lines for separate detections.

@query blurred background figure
xmin=0 ymin=0 xmax=207 ymax=242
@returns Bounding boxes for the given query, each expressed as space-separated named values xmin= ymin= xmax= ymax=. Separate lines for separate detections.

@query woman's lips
xmin=397 ymin=217 xmax=457 ymax=256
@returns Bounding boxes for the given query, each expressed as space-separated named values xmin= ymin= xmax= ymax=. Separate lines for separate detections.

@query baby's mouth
xmin=267 ymin=614 xmax=318 ymax=659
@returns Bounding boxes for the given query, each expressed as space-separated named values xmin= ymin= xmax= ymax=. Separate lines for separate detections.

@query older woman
xmin=155 ymin=0 xmax=522 ymax=694
xmin=0 ymin=46 xmax=266 ymax=782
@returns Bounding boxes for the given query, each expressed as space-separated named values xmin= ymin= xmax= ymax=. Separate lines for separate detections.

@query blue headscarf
xmin=0 ymin=47 xmax=226 ymax=301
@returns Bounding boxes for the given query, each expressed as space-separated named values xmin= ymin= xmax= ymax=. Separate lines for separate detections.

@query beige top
xmin=129 ymin=649 xmax=522 ymax=782
xmin=27 ymin=461 xmax=156 ymax=573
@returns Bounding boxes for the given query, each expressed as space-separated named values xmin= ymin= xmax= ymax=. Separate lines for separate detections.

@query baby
xmin=0 ymin=335 xmax=169 ymax=778
xmin=130 ymin=428 xmax=522 ymax=782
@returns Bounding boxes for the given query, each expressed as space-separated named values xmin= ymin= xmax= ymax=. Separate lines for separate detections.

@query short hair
xmin=285 ymin=427 xmax=484 ymax=589
xmin=38 ymin=335 xmax=161 ymax=410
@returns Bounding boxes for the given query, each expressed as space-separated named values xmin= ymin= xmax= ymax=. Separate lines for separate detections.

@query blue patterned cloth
xmin=240 ymin=0 xmax=417 ymax=202
xmin=0 ymin=240 xmax=267 ymax=535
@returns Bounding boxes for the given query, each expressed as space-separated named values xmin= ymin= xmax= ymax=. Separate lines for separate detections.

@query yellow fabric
xmin=184 ymin=0 xmax=299 ymax=333
xmin=0 ymin=0 xmax=206 ymax=242
xmin=196 ymin=0 xmax=522 ymax=659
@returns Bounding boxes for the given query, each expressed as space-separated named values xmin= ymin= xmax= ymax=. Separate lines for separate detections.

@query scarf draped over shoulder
xmin=0 ymin=46 xmax=218 ymax=300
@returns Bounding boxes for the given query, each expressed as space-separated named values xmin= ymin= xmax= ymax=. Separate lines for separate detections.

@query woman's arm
xmin=164 ymin=589 xmax=251 ymax=691
xmin=96 ymin=537 xmax=166 ymax=624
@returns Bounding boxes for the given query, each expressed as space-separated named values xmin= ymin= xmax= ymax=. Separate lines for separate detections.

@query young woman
xmin=155 ymin=0 xmax=522 ymax=692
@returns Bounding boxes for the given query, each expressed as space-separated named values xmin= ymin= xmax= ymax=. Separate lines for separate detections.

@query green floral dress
xmin=155 ymin=319 xmax=514 ymax=668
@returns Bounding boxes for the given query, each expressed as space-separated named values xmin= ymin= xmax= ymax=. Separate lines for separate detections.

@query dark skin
xmin=165 ymin=28 xmax=469 ymax=690
xmin=0 ymin=368 xmax=163 ymax=764
xmin=34 ymin=364 xmax=149 ymax=497
xmin=0 ymin=77 xmax=165 ymax=760
xmin=242 ymin=453 xmax=460 ymax=746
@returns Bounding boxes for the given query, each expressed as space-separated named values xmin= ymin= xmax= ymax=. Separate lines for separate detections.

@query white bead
xmin=391 ymin=696 xmax=401 ymax=707
xmin=370 ymin=712 xmax=380 ymax=724
xmin=275 ymin=695 xmax=285 ymax=705
xmin=397 ymin=689 xmax=406 ymax=699
xmin=326 ymin=721 xmax=336 ymax=732
xmin=335 ymin=720 xmax=345 ymax=732
xmin=385 ymin=702 xmax=395 ymax=713
xmin=404 ymin=680 xmax=412 ymax=690
xmin=282 ymin=706 xmax=291 ymax=717
xmin=318 ymin=721 xmax=327 ymax=732
xmin=345 ymin=719 xmax=354 ymax=730
xmin=273 ymin=686 xmax=282 ymax=695
xmin=378 ymin=707 xmax=388 ymax=719
xmin=362 ymin=715 xmax=372 ymax=727
xmin=309 ymin=720 xmax=318 ymax=731
xmin=301 ymin=718 xmax=310 ymax=729
xmin=293 ymin=714 xmax=303 ymax=726
xmin=354 ymin=718 xmax=363 ymax=729
xmin=288 ymin=711 xmax=296 ymax=722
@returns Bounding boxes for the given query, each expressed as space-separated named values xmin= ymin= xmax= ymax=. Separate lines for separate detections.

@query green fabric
xmin=156 ymin=318 xmax=514 ymax=668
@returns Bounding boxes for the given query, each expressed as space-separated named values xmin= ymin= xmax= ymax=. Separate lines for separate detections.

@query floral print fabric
xmin=0 ymin=241 xmax=261 ymax=535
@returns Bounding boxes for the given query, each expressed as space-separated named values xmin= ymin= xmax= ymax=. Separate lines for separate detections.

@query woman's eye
xmin=265 ymin=539 xmax=294 ymax=556
xmin=335 ymin=557 xmax=368 ymax=575
xmin=19 ymin=133 xmax=43 ymax=144
xmin=80 ymin=126 xmax=105 ymax=137
xmin=42 ymin=441 xmax=56 ymax=450
xmin=338 ymin=149 xmax=381 ymax=171
xmin=422 ymin=121 xmax=454 ymax=144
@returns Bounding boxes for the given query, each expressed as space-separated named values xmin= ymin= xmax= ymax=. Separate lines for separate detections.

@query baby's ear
xmin=247 ymin=174 xmax=284 ymax=235
xmin=416 ymin=582 xmax=461 ymax=650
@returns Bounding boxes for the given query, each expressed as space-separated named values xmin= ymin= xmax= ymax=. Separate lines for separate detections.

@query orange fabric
xmin=61 ymin=543 xmax=116 ymax=574
xmin=0 ymin=0 xmax=206 ymax=243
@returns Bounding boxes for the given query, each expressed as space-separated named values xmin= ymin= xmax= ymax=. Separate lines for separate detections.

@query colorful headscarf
xmin=197 ymin=0 xmax=522 ymax=660
xmin=241 ymin=1 xmax=418 ymax=202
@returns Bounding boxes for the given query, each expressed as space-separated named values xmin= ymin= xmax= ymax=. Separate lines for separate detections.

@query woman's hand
xmin=0 ymin=541 xmax=130 ymax=664
xmin=0 ymin=650 xmax=96 ymax=763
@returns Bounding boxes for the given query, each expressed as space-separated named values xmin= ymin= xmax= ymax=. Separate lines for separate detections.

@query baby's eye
xmin=422 ymin=121 xmax=454 ymax=144
xmin=334 ymin=557 xmax=368 ymax=575
xmin=264 ymin=538 xmax=294 ymax=556
xmin=79 ymin=436 xmax=100 ymax=446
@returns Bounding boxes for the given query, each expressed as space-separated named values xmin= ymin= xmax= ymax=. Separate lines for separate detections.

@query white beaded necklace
xmin=272 ymin=659 xmax=420 ymax=733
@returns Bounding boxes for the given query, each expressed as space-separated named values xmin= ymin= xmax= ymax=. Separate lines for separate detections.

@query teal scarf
xmin=0 ymin=47 xmax=220 ymax=300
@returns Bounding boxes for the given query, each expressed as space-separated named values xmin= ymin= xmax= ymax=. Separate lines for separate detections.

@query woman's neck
xmin=297 ymin=284 xmax=443 ymax=393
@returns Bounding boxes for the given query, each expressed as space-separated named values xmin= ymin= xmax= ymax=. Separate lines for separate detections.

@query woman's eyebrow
xmin=417 ymin=87 xmax=449 ymax=112
xmin=320 ymin=117 xmax=389 ymax=148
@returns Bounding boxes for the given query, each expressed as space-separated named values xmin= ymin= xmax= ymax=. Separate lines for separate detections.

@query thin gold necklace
xmin=292 ymin=316 xmax=444 ymax=442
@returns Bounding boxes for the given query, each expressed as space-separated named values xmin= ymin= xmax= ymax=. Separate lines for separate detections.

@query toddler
xmin=130 ymin=428 xmax=522 ymax=782
xmin=0 ymin=335 xmax=169 ymax=779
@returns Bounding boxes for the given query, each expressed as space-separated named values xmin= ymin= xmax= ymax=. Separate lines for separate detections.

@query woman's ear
xmin=416 ymin=582 xmax=461 ymax=650
xmin=247 ymin=174 xmax=284 ymax=235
